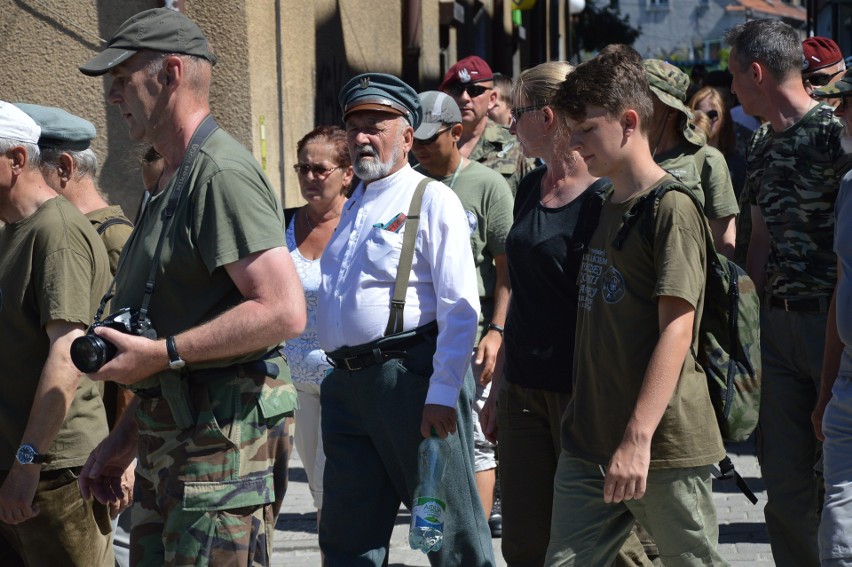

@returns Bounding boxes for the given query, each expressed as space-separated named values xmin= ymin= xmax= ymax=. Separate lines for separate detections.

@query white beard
xmin=354 ymin=143 xmax=402 ymax=181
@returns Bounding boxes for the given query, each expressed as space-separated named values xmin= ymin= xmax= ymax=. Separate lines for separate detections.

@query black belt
xmin=768 ymin=295 xmax=829 ymax=313
xmin=327 ymin=325 xmax=438 ymax=372
xmin=132 ymin=360 xmax=279 ymax=399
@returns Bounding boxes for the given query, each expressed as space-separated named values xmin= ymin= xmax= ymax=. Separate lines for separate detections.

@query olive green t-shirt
xmin=0 ymin=197 xmax=111 ymax=471
xmin=417 ymin=160 xmax=514 ymax=340
xmin=87 ymin=205 xmax=133 ymax=276
xmin=656 ymin=142 xmax=739 ymax=220
xmin=566 ymin=177 xmax=725 ymax=469
xmin=112 ymin=128 xmax=287 ymax=389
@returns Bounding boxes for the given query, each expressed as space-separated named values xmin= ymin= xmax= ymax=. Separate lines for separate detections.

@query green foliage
xmin=576 ymin=0 xmax=642 ymax=51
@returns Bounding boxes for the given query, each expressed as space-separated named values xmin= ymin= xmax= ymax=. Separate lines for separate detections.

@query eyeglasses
xmin=806 ymin=68 xmax=845 ymax=87
xmin=292 ymin=164 xmax=340 ymax=178
xmin=696 ymin=109 xmax=720 ymax=122
xmin=413 ymin=126 xmax=452 ymax=146
xmin=510 ymin=104 xmax=544 ymax=124
xmin=445 ymin=83 xmax=491 ymax=98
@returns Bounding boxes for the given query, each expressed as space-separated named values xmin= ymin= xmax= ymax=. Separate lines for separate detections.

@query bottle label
xmin=411 ymin=497 xmax=446 ymax=528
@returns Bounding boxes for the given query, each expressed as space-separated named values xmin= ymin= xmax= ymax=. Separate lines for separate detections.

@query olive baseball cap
xmin=14 ymin=103 xmax=96 ymax=151
xmin=414 ymin=91 xmax=462 ymax=141
xmin=813 ymin=67 xmax=852 ymax=98
xmin=339 ymin=73 xmax=422 ymax=129
xmin=79 ymin=8 xmax=217 ymax=77
xmin=643 ymin=59 xmax=704 ymax=146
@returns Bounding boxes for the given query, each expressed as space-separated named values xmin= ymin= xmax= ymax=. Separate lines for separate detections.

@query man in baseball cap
xmin=0 ymin=100 xmax=113 ymax=566
xmin=643 ymin=59 xmax=739 ymax=258
xmin=317 ymin=76 xmax=494 ymax=564
xmin=440 ymin=55 xmax=533 ymax=195
xmin=802 ymin=36 xmax=846 ymax=101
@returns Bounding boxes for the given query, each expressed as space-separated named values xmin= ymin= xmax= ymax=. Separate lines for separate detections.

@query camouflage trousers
xmin=130 ymin=369 xmax=295 ymax=566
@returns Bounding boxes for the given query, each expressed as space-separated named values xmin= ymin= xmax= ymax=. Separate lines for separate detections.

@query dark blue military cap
xmin=339 ymin=73 xmax=422 ymax=129
xmin=14 ymin=103 xmax=96 ymax=152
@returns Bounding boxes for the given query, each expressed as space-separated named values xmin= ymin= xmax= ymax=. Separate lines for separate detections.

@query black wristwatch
xmin=16 ymin=444 xmax=46 ymax=465
xmin=486 ymin=323 xmax=505 ymax=336
xmin=166 ymin=336 xmax=186 ymax=370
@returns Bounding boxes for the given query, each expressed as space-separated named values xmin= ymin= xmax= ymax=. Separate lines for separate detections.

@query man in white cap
xmin=0 ymin=100 xmax=113 ymax=565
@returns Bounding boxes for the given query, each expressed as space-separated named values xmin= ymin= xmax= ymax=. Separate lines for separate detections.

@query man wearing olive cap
xmin=727 ymin=19 xmax=852 ymax=567
xmin=76 ymin=8 xmax=306 ymax=566
xmin=812 ymin=70 xmax=852 ymax=567
xmin=643 ymin=60 xmax=739 ymax=258
xmin=0 ymin=101 xmax=113 ymax=566
xmin=317 ymin=73 xmax=494 ymax=565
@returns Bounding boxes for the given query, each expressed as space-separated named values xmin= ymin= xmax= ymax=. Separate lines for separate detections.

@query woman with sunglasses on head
xmin=689 ymin=85 xmax=746 ymax=201
xmin=282 ymin=125 xmax=354 ymax=538
xmin=479 ymin=61 xmax=613 ymax=566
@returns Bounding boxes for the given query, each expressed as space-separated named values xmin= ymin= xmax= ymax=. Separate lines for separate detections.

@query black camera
xmin=70 ymin=308 xmax=157 ymax=373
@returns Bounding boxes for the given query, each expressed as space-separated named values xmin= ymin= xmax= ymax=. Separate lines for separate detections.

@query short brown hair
xmin=552 ymin=44 xmax=654 ymax=134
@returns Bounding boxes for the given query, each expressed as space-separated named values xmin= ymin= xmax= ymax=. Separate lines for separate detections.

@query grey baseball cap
xmin=414 ymin=91 xmax=462 ymax=141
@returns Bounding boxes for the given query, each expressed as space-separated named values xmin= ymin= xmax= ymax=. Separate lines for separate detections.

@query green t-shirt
xmin=87 ymin=205 xmax=133 ymax=276
xmin=469 ymin=119 xmax=537 ymax=196
xmin=655 ymin=142 xmax=739 ymax=220
xmin=566 ymin=177 xmax=725 ymax=469
xmin=112 ymin=128 xmax=288 ymax=389
xmin=0 ymin=197 xmax=111 ymax=471
xmin=417 ymin=160 xmax=514 ymax=339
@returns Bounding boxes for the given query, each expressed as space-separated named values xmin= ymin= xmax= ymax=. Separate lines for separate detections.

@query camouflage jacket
xmin=469 ymin=119 xmax=536 ymax=195
xmin=744 ymin=103 xmax=852 ymax=298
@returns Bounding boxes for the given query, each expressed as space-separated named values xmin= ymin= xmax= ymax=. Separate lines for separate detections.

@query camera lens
xmin=70 ymin=335 xmax=116 ymax=373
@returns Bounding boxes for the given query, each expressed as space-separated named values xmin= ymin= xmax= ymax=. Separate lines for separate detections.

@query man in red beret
xmin=803 ymin=36 xmax=846 ymax=105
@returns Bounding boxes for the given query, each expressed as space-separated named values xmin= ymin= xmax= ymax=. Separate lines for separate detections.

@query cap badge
xmin=360 ymin=77 xmax=370 ymax=89
xmin=458 ymin=68 xmax=472 ymax=83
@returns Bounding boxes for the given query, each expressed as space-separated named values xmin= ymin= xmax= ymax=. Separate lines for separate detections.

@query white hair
xmin=0 ymin=138 xmax=40 ymax=167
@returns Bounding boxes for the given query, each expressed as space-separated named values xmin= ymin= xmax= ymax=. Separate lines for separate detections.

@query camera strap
xmin=91 ymin=115 xmax=220 ymax=324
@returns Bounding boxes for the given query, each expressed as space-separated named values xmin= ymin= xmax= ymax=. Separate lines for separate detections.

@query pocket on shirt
xmin=364 ymin=227 xmax=404 ymax=280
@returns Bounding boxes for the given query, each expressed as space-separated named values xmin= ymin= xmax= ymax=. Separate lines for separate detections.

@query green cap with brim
xmin=79 ymin=8 xmax=217 ymax=77
xmin=339 ymin=73 xmax=422 ymax=129
xmin=643 ymin=59 xmax=705 ymax=146
xmin=14 ymin=103 xmax=96 ymax=151
xmin=813 ymin=68 xmax=852 ymax=99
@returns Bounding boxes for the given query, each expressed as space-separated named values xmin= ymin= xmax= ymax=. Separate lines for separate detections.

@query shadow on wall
xmin=315 ymin=2 xmax=354 ymax=127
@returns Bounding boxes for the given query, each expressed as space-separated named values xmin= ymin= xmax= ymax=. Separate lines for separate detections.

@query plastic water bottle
xmin=408 ymin=434 xmax=451 ymax=553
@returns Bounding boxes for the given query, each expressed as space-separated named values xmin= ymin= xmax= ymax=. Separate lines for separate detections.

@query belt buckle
xmin=342 ymin=356 xmax=363 ymax=371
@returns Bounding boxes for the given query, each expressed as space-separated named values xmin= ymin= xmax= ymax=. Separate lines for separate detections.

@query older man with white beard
xmin=813 ymin=70 xmax=852 ymax=567
xmin=316 ymin=73 xmax=495 ymax=566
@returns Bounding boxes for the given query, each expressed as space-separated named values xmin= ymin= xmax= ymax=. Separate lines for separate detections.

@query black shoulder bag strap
xmin=91 ymin=115 xmax=219 ymax=324
xmin=95 ymin=217 xmax=134 ymax=235
xmin=384 ymin=178 xmax=430 ymax=336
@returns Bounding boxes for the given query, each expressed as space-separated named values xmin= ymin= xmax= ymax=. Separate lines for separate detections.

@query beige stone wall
xmin=1 ymin=1 xmax=461 ymax=216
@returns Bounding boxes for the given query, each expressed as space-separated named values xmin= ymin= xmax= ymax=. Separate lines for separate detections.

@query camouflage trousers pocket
xmin=182 ymin=476 xmax=274 ymax=512
xmin=256 ymin=376 xmax=297 ymax=421
xmin=171 ymin=504 xmax=272 ymax=567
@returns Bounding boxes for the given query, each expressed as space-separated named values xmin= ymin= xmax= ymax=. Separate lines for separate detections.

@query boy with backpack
xmin=544 ymin=45 xmax=730 ymax=566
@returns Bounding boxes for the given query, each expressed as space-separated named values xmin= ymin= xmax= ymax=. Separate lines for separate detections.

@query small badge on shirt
xmin=373 ymin=212 xmax=407 ymax=233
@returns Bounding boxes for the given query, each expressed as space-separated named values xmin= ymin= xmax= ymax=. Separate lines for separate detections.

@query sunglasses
xmin=414 ymin=126 xmax=452 ymax=146
xmin=696 ymin=109 xmax=720 ymax=122
xmin=445 ymin=83 xmax=491 ymax=98
xmin=806 ymin=69 xmax=845 ymax=87
xmin=510 ymin=104 xmax=544 ymax=124
xmin=292 ymin=164 xmax=340 ymax=178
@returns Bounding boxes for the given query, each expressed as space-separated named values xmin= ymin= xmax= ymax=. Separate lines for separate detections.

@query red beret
xmin=803 ymin=37 xmax=844 ymax=72
xmin=439 ymin=56 xmax=494 ymax=91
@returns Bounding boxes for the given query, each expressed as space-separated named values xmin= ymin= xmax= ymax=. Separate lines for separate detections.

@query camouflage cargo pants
xmin=130 ymin=366 xmax=295 ymax=566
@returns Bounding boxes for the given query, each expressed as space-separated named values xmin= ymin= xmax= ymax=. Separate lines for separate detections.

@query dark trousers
xmin=319 ymin=335 xmax=495 ymax=566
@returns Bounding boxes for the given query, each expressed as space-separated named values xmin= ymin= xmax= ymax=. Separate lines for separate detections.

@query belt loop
xmin=372 ymin=347 xmax=383 ymax=365
xmin=784 ymin=298 xmax=791 ymax=312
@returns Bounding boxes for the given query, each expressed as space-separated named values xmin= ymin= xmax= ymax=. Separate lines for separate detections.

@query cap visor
xmin=414 ymin=122 xmax=442 ymax=141
xmin=343 ymin=102 xmax=406 ymax=122
xmin=79 ymin=48 xmax=137 ymax=77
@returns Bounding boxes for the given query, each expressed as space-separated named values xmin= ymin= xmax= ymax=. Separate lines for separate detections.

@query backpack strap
xmin=384 ymin=177 xmax=431 ymax=336
xmin=95 ymin=216 xmax=133 ymax=235
xmin=284 ymin=207 xmax=299 ymax=229
xmin=571 ymin=179 xmax=611 ymax=258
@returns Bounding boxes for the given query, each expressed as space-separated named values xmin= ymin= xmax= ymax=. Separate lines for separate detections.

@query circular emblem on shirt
xmin=602 ymin=266 xmax=625 ymax=304
xmin=465 ymin=211 xmax=478 ymax=235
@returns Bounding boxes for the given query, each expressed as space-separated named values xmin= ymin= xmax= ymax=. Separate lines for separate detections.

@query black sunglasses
xmin=445 ymin=83 xmax=491 ymax=98
xmin=807 ymin=69 xmax=845 ymax=87
xmin=292 ymin=164 xmax=340 ymax=178
xmin=414 ymin=126 xmax=452 ymax=146
xmin=510 ymin=104 xmax=544 ymax=124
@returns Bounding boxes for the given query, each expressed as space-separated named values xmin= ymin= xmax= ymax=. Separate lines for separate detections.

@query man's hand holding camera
xmin=85 ymin=326 xmax=169 ymax=385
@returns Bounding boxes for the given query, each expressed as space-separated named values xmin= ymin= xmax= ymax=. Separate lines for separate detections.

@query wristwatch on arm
xmin=166 ymin=335 xmax=186 ymax=370
xmin=15 ymin=443 xmax=47 ymax=465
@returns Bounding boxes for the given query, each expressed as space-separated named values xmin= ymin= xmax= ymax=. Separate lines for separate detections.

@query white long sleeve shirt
xmin=318 ymin=164 xmax=480 ymax=408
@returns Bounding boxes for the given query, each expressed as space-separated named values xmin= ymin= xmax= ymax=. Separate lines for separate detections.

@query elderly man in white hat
xmin=0 ymin=100 xmax=113 ymax=566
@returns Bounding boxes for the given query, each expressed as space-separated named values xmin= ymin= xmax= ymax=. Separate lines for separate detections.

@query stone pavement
xmin=272 ymin=439 xmax=773 ymax=566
